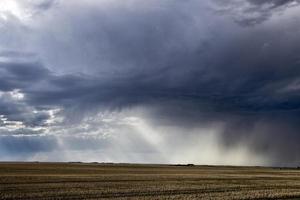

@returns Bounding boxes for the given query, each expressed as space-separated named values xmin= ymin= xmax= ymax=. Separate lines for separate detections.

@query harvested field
xmin=0 ymin=163 xmax=300 ymax=200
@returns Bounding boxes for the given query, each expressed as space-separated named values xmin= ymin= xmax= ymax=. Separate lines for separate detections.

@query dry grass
xmin=0 ymin=162 xmax=300 ymax=199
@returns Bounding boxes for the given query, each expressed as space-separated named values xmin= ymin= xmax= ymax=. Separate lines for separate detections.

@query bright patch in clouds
xmin=0 ymin=1 xmax=28 ymax=21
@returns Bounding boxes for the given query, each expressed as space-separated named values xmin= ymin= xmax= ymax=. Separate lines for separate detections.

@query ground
xmin=0 ymin=163 xmax=300 ymax=200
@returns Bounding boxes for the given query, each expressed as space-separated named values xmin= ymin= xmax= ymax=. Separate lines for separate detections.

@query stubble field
xmin=0 ymin=162 xmax=300 ymax=200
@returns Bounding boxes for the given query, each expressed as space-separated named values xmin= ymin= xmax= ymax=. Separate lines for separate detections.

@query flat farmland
xmin=0 ymin=163 xmax=300 ymax=200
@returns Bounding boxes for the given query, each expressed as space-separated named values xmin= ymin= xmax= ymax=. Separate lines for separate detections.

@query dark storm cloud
xmin=0 ymin=61 xmax=50 ymax=91
xmin=247 ymin=0 xmax=296 ymax=7
xmin=1 ymin=0 xmax=300 ymax=165
xmin=22 ymin=0 xmax=300 ymax=113
xmin=1 ymin=2 xmax=299 ymax=107
xmin=0 ymin=59 xmax=52 ymax=128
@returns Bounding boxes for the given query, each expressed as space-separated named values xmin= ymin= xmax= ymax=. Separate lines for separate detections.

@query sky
xmin=0 ymin=0 xmax=300 ymax=166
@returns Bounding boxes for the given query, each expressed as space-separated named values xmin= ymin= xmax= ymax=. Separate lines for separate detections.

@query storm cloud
xmin=0 ymin=0 xmax=300 ymax=166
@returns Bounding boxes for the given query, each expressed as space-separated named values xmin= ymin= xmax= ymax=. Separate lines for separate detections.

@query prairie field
xmin=0 ymin=163 xmax=300 ymax=200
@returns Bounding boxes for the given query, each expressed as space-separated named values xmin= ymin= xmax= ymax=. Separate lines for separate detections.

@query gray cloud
xmin=247 ymin=0 xmax=296 ymax=7
xmin=213 ymin=0 xmax=300 ymax=26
